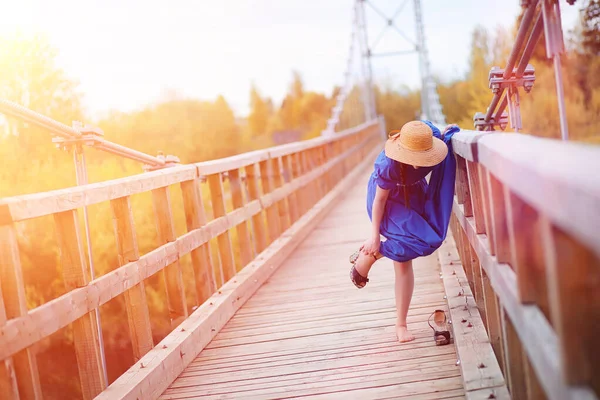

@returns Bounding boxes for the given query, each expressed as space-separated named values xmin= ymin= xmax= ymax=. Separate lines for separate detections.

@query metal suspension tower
xmin=324 ymin=0 xmax=447 ymax=135
xmin=353 ymin=0 xmax=446 ymax=125
xmin=356 ymin=0 xmax=378 ymax=122
xmin=413 ymin=0 xmax=445 ymax=125
xmin=322 ymin=1 xmax=378 ymax=136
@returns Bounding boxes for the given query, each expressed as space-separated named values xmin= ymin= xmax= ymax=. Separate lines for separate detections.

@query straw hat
xmin=384 ymin=120 xmax=448 ymax=167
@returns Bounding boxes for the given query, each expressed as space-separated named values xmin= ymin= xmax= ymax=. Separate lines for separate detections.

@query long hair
xmin=400 ymin=163 xmax=411 ymax=211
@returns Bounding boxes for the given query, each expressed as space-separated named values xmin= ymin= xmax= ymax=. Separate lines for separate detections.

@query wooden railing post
xmin=468 ymin=244 xmax=486 ymax=327
xmin=0 ymin=292 xmax=19 ymax=400
xmin=352 ymin=134 xmax=359 ymax=163
xmin=294 ymin=152 xmax=309 ymax=214
xmin=244 ymin=163 xmax=267 ymax=254
xmin=341 ymin=139 xmax=349 ymax=180
xmin=466 ymin=160 xmax=486 ymax=234
xmin=300 ymin=151 xmax=316 ymax=208
xmin=332 ymin=141 xmax=342 ymax=185
xmin=54 ymin=210 xmax=106 ymax=399
xmin=228 ymin=169 xmax=253 ymax=268
xmin=303 ymin=150 xmax=316 ymax=204
xmin=207 ymin=173 xmax=236 ymax=284
xmin=151 ymin=187 xmax=188 ymax=326
xmin=283 ymin=154 xmax=300 ymax=224
xmin=455 ymin=163 xmax=465 ymax=206
xmin=271 ymin=158 xmax=290 ymax=233
xmin=487 ymin=172 xmax=511 ymax=264
xmin=259 ymin=159 xmax=280 ymax=244
xmin=316 ymin=145 xmax=327 ymax=196
xmin=329 ymin=142 xmax=336 ymax=187
xmin=480 ymin=269 xmax=506 ymax=375
xmin=321 ymin=144 xmax=333 ymax=193
xmin=542 ymin=219 xmax=600 ymax=394
xmin=0 ymin=225 xmax=42 ymax=400
xmin=500 ymin=307 xmax=527 ymax=399
xmin=456 ymin=156 xmax=473 ymax=217
xmin=524 ymin=355 xmax=546 ymax=400
xmin=455 ymin=221 xmax=474 ymax=293
xmin=505 ymin=189 xmax=550 ymax=319
xmin=180 ymin=179 xmax=216 ymax=305
xmin=478 ymin=165 xmax=496 ymax=255
xmin=110 ymin=197 xmax=154 ymax=361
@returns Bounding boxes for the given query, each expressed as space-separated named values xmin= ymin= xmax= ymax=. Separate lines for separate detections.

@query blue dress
xmin=366 ymin=121 xmax=459 ymax=262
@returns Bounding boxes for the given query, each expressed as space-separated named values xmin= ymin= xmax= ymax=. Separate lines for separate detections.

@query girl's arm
xmin=363 ymin=185 xmax=389 ymax=255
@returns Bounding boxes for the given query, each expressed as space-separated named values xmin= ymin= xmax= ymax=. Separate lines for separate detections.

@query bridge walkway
xmin=160 ymin=169 xmax=465 ymax=400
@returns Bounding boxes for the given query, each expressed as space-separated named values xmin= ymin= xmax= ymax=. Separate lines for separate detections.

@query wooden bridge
xmin=0 ymin=118 xmax=598 ymax=400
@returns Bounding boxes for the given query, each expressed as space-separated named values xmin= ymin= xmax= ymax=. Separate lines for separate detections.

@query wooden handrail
xmin=450 ymin=129 xmax=488 ymax=162
xmin=0 ymin=119 xmax=382 ymax=399
xmin=0 ymin=165 xmax=198 ymax=223
xmin=0 ymin=121 xmax=376 ymax=224
xmin=449 ymin=129 xmax=600 ymax=400
xmin=194 ymin=120 xmax=374 ymax=175
xmin=477 ymin=133 xmax=600 ymax=257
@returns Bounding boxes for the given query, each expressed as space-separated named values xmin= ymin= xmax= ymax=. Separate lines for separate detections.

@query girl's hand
xmin=442 ymin=124 xmax=458 ymax=137
xmin=361 ymin=235 xmax=381 ymax=257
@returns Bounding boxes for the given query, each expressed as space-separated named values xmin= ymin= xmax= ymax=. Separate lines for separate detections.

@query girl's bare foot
xmin=396 ymin=325 xmax=415 ymax=343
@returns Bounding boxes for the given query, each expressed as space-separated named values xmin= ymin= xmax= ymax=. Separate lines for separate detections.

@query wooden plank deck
xmin=160 ymin=169 xmax=465 ymax=400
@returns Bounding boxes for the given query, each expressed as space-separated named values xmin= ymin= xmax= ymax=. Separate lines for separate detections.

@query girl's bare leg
xmin=394 ymin=260 xmax=415 ymax=343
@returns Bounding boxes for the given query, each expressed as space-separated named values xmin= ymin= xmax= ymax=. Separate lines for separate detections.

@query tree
xmin=579 ymin=0 xmax=600 ymax=56
xmin=464 ymin=27 xmax=494 ymax=125
xmin=0 ymin=34 xmax=83 ymax=159
xmin=208 ymin=95 xmax=240 ymax=157
xmin=248 ymin=84 xmax=270 ymax=137
xmin=0 ymin=33 xmax=90 ymax=398
xmin=569 ymin=0 xmax=600 ymax=107
xmin=277 ymin=94 xmax=297 ymax=131
xmin=374 ymin=84 xmax=420 ymax=132
xmin=291 ymin=70 xmax=304 ymax=99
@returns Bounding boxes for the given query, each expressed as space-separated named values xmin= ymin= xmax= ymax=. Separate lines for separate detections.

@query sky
xmin=1 ymin=0 xmax=582 ymax=119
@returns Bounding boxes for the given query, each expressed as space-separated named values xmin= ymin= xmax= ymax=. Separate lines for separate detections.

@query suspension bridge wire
xmin=364 ymin=0 xmax=416 ymax=47
xmin=390 ymin=0 xmax=411 ymax=21
xmin=370 ymin=0 xmax=412 ymax=52
xmin=356 ymin=0 xmax=377 ymax=121
xmin=325 ymin=5 xmax=363 ymax=134
xmin=370 ymin=50 xmax=416 ymax=57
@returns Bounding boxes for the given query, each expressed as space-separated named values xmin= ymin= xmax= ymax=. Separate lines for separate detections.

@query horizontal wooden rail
xmin=96 ymin=135 xmax=384 ymax=400
xmin=0 ymin=166 xmax=199 ymax=223
xmin=0 ymin=119 xmax=383 ymax=399
xmin=194 ymin=119 xmax=375 ymax=176
xmin=449 ymin=130 xmax=600 ymax=400
xmin=0 ymin=120 xmax=376 ymax=224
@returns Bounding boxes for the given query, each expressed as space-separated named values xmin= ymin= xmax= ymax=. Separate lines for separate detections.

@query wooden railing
xmin=0 ymin=119 xmax=383 ymax=399
xmin=449 ymin=130 xmax=600 ymax=400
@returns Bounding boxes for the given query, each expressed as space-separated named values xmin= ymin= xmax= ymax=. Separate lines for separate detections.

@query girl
xmin=349 ymin=120 xmax=459 ymax=344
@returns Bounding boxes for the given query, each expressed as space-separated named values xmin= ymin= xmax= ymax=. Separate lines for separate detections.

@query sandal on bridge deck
xmin=428 ymin=309 xmax=451 ymax=346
